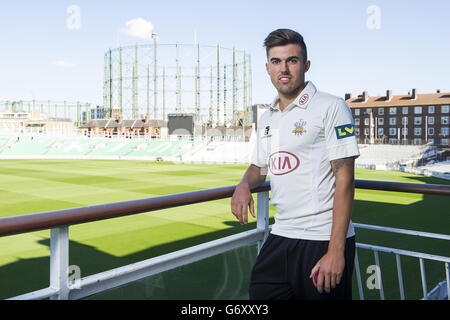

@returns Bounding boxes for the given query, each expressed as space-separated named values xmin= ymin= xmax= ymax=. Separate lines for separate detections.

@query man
xmin=230 ymin=29 xmax=360 ymax=300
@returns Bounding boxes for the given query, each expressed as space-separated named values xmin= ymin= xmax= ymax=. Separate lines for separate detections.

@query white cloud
xmin=52 ymin=60 xmax=76 ymax=68
xmin=122 ymin=18 xmax=154 ymax=40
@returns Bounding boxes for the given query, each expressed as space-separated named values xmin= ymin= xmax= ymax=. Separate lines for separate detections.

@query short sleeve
xmin=250 ymin=126 xmax=268 ymax=168
xmin=324 ymin=98 xmax=360 ymax=161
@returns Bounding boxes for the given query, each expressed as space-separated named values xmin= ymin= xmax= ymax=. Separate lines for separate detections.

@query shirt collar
xmin=270 ymin=81 xmax=317 ymax=112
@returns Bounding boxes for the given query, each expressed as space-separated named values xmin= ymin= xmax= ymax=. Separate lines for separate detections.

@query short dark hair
xmin=263 ymin=29 xmax=308 ymax=63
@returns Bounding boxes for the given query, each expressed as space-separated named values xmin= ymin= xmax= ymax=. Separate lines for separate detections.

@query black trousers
xmin=249 ymin=234 xmax=355 ymax=300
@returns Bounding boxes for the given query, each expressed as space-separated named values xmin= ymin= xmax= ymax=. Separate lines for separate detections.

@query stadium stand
xmin=1 ymin=135 xmax=448 ymax=180
xmin=2 ymin=137 xmax=56 ymax=156
xmin=0 ymin=137 xmax=10 ymax=150
xmin=181 ymin=141 xmax=253 ymax=164
xmin=355 ymin=144 xmax=436 ymax=168
xmin=0 ymin=136 xmax=204 ymax=160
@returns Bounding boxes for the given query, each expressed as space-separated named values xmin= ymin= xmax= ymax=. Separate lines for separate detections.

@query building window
xmin=441 ymin=138 xmax=449 ymax=145
xmin=364 ymin=118 xmax=370 ymax=126
xmin=401 ymin=128 xmax=408 ymax=136
xmin=389 ymin=118 xmax=397 ymax=125
xmin=378 ymin=108 xmax=384 ymax=115
xmin=401 ymin=117 xmax=408 ymax=125
xmin=378 ymin=118 xmax=384 ymax=125
xmin=414 ymin=106 xmax=423 ymax=114
xmin=414 ymin=117 xmax=422 ymax=125
xmin=364 ymin=128 xmax=369 ymax=136
xmin=365 ymin=108 xmax=372 ymax=115
xmin=355 ymin=118 xmax=360 ymax=126
xmin=389 ymin=128 xmax=396 ymax=136
xmin=378 ymin=128 xmax=384 ymax=136
xmin=428 ymin=106 xmax=435 ymax=114
xmin=389 ymin=107 xmax=397 ymax=115
xmin=442 ymin=128 xmax=449 ymax=136
xmin=442 ymin=116 xmax=449 ymax=125
xmin=428 ymin=128 xmax=434 ymax=136
xmin=354 ymin=109 xmax=360 ymax=116
xmin=402 ymin=107 xmax=409 ymax=115
xmin=428 ymin=138 xmax=434 ymax=144
xmin=428 ymin=116 xmax=435 ymax=125
xmin=414 ymin=128 xmax=422 ymax=136
xmin=355 ymin=128 xmax=360 ymax=135
xmin=442 ymin=105 xmax=449 ymax=113
xmin=413 ymin=138 xmax=422 ymax=145
xmin=389 ymin=138 xmax=397 ymax=144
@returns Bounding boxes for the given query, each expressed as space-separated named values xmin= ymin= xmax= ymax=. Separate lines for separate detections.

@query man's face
xmin=266 ymin=44 xmax=310 ymax=98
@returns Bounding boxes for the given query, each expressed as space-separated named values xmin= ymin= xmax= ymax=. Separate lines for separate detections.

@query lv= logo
xmin=335 ymin=124 xmax=355 ymax=139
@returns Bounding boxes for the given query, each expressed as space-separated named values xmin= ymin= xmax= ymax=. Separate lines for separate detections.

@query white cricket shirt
xmin=251 ymin=81 xmax=360 ymax=240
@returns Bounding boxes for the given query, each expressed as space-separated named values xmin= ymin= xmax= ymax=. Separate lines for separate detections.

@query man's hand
xmin=310 ymin=251 xmax=345 ymax=294
xmin=309 ymin=156 xmax=355 ymax=294
xmin=231 ymin=183 xmax=256 ymax=225
xmin=231 ymin=165 xmax=266 ymax=225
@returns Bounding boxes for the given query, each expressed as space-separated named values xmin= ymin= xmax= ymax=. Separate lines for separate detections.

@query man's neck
xmin=278 ymin=82 xmax=307 ymax=112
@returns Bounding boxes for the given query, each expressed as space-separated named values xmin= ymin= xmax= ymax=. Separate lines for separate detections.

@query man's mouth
xmin=279 ymin=76 xmax=291 ymax=84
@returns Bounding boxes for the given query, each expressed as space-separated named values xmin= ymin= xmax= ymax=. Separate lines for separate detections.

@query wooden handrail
xmin=0 ymin=180 xmax=448 ymax=237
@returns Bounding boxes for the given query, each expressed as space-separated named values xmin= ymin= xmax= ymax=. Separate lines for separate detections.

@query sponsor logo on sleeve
xmin=335 ymin=124 xmax=356 ymax=139
xmin=268 ymin=151 xmax=300 ymax=175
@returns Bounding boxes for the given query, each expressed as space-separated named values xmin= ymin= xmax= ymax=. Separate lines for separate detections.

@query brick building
xmin=345 ymin=89 xmax=450 ymax=146
xmin=79 ymin=114 xmax=168 ymax=139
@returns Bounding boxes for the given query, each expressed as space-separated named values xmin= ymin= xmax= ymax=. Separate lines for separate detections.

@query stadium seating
xmin=182 ymin=141 xmax=252 ymax=164
xmin=88 ymin=140 xmax=141 ymax=156
xmin=1 ymin=136 xmax=445 ymax=176
xmin=0 ymin=136 xmax=203 ymax=159
xmin=355 ymin=144 xmax=434 ymax=167
xmin=2 ymin=137 xmax=56 ymax=155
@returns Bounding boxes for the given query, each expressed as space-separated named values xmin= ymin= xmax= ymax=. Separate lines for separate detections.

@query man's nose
xmin=280 ymin=61 xmax=289 ymax=73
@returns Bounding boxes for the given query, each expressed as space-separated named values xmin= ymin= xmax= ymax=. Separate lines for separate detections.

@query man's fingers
xmin=316 ymin=271 xmax=324 ymax=294
xmin=335 ymin=273 xmax=342 ymax=286
xmin=249 ymin=197 xmax=255 ymax=218
xmin=241 ymin=203 xmax=248 ymax=224
xmin=330 ymin=273 xmax=336 ymax=291
xmin=324 ymin=272 xmax=331 ymax=294
xmin=310 ymin=263 xmax=320 ymax=280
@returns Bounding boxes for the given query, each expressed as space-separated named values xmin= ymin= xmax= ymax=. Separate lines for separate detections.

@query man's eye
xmin=289 ymin=59 xmax=298 ymax=64
xmin=271 ymin=60 xmax=280 ymax=65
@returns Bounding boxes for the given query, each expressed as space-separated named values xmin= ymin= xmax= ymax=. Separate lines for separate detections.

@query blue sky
xmin=0 ymin=0 xmax=449 ymax=107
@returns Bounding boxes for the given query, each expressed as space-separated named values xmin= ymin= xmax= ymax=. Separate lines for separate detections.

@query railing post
xmin=354 ymin=249 xmax=364 ymax=300
xmin=256 ymin=191 xmax=270 ymax=254
xmin=50 ymin=227 xmax=69 ymax=300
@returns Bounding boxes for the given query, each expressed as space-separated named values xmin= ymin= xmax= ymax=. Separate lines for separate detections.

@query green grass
xmin=0 ymin=159 xmax=448 ymax=300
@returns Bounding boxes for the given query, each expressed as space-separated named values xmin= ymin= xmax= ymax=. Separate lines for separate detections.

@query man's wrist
xmin=328 ymin=241 xmax=345 ymax=255
xmin=238 ymin=181 xmax=250 ymax=190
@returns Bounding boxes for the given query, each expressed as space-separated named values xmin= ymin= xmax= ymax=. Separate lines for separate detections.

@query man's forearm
xmin=328 ymin=177 xmax=354 ymax=254
xmin=239 ymin=164 xmax=267 ymax=190
xmin=329 ymin=157 xmax=356 ymax=254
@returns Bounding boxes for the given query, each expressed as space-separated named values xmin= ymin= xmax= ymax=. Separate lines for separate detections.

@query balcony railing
xmin=0 ymin=180 xmax=449 ymax=300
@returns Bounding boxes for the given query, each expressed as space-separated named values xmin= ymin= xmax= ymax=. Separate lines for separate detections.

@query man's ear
xmin=266 ymin=62 xmax=269 ymax=74
xmin=304 ymin=60 xmax=311 ymax=73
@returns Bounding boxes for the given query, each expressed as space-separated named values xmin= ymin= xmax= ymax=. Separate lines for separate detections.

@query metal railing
xmin=353 ymin=223 xmax=450 ymax=300
xmin=0 ymin=180 xmax=449 ymax=300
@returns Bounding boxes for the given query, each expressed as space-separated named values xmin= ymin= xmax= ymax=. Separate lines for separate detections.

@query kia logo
xmin=268 ymin=151 xmax=300 ymax=175
xmin=299 ymin=94 xmax=309 ymax=105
